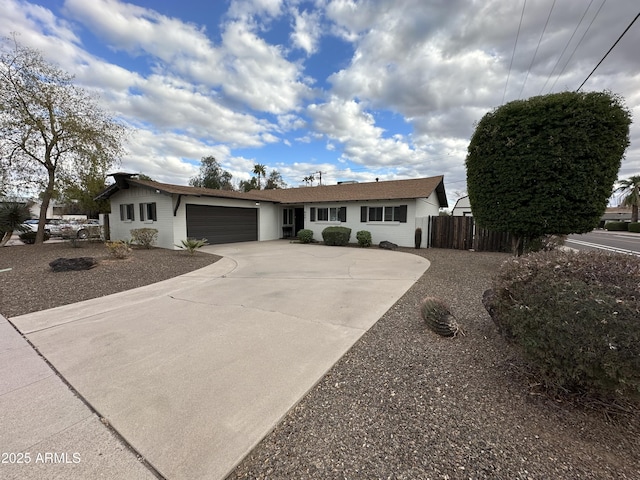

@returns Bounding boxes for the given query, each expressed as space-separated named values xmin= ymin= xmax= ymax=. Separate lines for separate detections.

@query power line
xmin=518 ymin=0 xmax=556 ymax=99
xmin=576 ymin=11 xmax=640 ymax=92
xmin=502 ymin=0 xmax=527 ymax=104
xmin=549 ymin=0 xmax=607 ymax=92
xmin=539 ymin=0 xmax=594 ymax=95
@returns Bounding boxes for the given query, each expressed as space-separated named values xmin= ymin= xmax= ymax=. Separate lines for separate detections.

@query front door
xmin=294 ymin=207 xmax=304 ymax=236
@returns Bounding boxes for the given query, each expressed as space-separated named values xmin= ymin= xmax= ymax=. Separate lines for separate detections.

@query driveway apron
xmin=10 ymin=241 xmax=429 ymax=480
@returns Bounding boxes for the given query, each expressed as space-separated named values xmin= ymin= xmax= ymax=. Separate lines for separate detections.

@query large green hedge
xmin=605 ymin=221 xmax=629 ymax=231
xmin=466 ymin=91 xmax=631 ymax=254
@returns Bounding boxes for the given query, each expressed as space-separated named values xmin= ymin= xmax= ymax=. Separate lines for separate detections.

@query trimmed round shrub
xmin=605 ymin=221 xmax=629 ymax=231
xmin=297 ymin=229 xmax=314 ymax=244
xmin=356 ymin=230 xmax=372 ymax=248
xmin=322 ymin=226 xmax=351 ymax=246
xmin=628 ymin=222 xmax=640 ymax=233
xmin=488 ymin=250 xmax=640 ymax=399
xmin=130 ymin=228 xmax=158 ymax=249
xmin=19 ymin=231 xmax=51 ymax=244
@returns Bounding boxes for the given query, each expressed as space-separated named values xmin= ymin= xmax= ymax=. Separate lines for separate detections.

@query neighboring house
xmin=451 ymin=196 xmax=472 ymax=217
xmin=97 ymin=173 xmax=448 ymax=249
xmin=601 ymin=206 xmax=632 ymax=224
xmin=0 ymin=196 xmax=65 ymax=219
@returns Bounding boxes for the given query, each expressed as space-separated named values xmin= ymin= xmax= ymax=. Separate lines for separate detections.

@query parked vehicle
xmin=23 ymin=219 xmax=54 ymax=234
xmin=56 ymin=219 xmax=102 ymax=239
xmin=22 ymin=219 xmax=101 ymax=239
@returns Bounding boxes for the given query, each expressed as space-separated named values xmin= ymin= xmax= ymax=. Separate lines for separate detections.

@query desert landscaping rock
xmin=379 ymin=240 xmax=398 ymax=250
xmin=49 ymin=257 xmax=98 ymax=272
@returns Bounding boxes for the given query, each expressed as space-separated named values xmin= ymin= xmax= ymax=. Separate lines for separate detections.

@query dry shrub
xmin=490 ymin=250 xmax=640 ymax=399
xmin=105 ymin=240 xmax=132 ymax=259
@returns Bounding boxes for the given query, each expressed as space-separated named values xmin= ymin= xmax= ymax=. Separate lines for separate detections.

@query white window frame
xmin=140 ymin=202 xmax=157 ymax=223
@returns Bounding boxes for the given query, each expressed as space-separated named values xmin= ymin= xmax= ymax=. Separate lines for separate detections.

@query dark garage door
xmin=186 ymin=204 xmax=258 ymax=244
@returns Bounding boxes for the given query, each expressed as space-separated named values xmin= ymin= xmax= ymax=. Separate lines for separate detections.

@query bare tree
xmin=0 ymin=35 xmax=126 ymax=244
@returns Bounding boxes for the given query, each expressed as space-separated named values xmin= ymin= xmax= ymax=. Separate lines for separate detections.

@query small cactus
xmin=420 ymin=297 xmax=463 ymax=337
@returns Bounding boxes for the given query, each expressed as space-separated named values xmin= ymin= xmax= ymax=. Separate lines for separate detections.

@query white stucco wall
xmin=257 ymin=202 xmax=280 ymax=241
xmin=303 ymin=199 xmax=426 ymax=248
xmin=109 ymin=187 xmax=174 ymax=248
xmin=415 ymin=191 xmax=443 ymax=247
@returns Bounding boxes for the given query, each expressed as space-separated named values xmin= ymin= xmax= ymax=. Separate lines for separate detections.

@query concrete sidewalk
xmin=4 ymin=241 xmax=429 ymax=479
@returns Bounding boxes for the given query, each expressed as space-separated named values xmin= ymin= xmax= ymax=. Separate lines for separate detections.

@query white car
xmin=24 ymin=219 xmax=101 ymax=239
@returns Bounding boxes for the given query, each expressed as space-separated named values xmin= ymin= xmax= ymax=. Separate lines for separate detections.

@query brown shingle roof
xmin=253 ymin=176 xmax=447 ymax=206
xmin=98 ymin=174 xmax=447 ymax=207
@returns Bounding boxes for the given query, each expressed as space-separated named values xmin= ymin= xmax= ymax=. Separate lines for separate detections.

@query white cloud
xmin=290 ymin=7 xmax=322 ymax=55
xmin=3 ymin=0 xmax=639 ymax=195
xmin=64 ymin=0 xmax=218 ymax=65
xmin=220 ymin=20 xmax=312 ymax=113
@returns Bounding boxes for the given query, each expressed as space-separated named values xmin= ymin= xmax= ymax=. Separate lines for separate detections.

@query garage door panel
xmin=186 ymin=204 xmax=257 ymax=244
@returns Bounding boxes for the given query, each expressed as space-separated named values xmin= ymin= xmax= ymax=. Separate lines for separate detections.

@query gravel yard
xmin=0 ymin=240 xmax=220 ymax=318
xmin=1 ymin=241 xmax=638 ymax=479
xmin=228 ymin=247 xmax=640 ymax=480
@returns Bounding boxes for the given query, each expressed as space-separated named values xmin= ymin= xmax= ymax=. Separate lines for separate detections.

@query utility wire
xmin=502 ymin=0 xmax=527 ymax=104
xmin=540 ymin=0 xmax=594 ymax=94
xmin=519 ymin=0 xmax=556 ymax=99
xmin=576 ymin=11 xmax=640 ymax=91
xmin=549 ymin=0 xmax=606 ymax=92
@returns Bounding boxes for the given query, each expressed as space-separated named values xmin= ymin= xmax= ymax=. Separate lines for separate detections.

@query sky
xmin=2 ymin=0 xmax=640 ymax=206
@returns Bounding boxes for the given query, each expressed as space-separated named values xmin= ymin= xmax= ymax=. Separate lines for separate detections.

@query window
xmin=368 ymin=207 xmax=383 ymax=222
xmin=120 ymin=204 xmax=134 ymax=221
xmin=139 ymin=202 xmax=157 ymax=222
xmin=283 ymin=208 xmax=293 ymax=225
xmin=310 ymin=206 xmax=346 ymax=222
xmin=361 ymin=205 xmax=408 ymax=223
xmin=384 ymin=206 xmax=401 ymax=222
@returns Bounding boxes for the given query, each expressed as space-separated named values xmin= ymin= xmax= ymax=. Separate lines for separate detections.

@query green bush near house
xmin=628 ymin=222 xmax=640 ymax=233
xmin=130 ymin=228 xmax=159 ymax=249
xmin=322 ymin=226 xmax=351 ymax=246
xmin=297 ymin=229 xmax=314 ymax=244
xmin=486 ymin=250 xmax=640 ymax=400
xmin=356 ymin=230 xmax=372 ymax=248
xmin=605 ymin=221 xmax=629 ymax=231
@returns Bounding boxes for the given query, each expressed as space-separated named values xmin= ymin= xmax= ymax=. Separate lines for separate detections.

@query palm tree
xmin=253 ymin=164 xmax=266 ymax=190
xmin=615 ymin=175 xmax=640 ymax=222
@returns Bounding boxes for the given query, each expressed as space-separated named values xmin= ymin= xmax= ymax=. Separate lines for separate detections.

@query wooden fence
xmin=428 ymin=216 xmax=511 ymax=252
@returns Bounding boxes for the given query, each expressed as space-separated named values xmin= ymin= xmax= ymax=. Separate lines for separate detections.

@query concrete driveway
xmin=9 ymin=241 xmax=429 ymax=479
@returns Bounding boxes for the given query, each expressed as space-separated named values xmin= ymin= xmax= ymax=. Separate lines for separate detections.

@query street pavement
xmin=2 ymin=241 xmax=429 ymax=480
xmin=566 ymin=229 xmax=640 ymax=255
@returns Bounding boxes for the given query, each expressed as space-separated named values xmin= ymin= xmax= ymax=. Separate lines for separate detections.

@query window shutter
xmin=339 ymin=207 xmax=346 ymax=222
xmin=120 ymin=204 xmax=125 ymax=221
xmin=399 ymin=205 xmax=408 ymax=223
xmin=139 ymin=203 xmax=145 ymax=221
xmin=310 ymin=207 xmax=316 ymax=222
xmin=360 ymin=206 xmax=367 ymax=222
xmin=150 ymin=203 xmax=157 ymax=221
